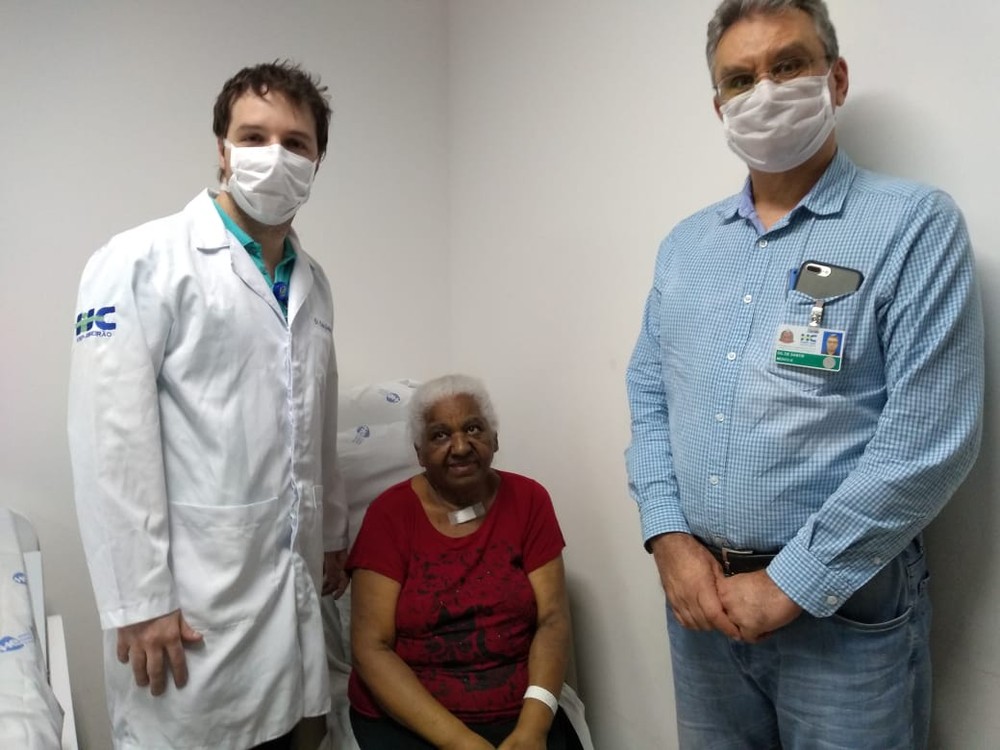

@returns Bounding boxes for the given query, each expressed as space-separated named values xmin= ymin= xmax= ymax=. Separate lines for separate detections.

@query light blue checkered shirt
xmin=625 ymin=149 xmax=983 ymax=617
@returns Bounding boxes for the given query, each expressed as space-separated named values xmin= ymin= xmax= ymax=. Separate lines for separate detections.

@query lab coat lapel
xmin=229 ymin=242 xmax=285 ymax=321
xmin=191 ymin=190 xmax=285 ymax=322
xmin=286 ymin=235 xmax=314 ymax=325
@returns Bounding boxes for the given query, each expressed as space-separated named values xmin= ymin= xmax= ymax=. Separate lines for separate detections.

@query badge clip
xmin=809 ymin=299 xmax=825 ymax=329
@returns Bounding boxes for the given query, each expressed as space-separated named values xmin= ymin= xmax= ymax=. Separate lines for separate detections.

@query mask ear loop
xmin=219 ymin=140 xmax=235 ymax=192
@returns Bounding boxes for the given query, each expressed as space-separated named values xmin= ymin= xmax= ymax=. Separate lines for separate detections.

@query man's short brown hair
xmin=213 ymin=60 xmax=332 ymax=158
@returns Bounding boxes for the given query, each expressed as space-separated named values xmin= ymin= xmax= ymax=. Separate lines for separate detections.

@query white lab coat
xmin=67 ymin=190 xmax=347 ymax=750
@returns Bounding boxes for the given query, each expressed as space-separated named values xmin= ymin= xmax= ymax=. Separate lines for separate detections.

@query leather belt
xmin=699 ymin=539 xmax=778 ymax=576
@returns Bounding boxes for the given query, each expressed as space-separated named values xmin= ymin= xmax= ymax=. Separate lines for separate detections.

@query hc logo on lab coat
xmin=0 ymin=636 xmax=25 ymax=653
xmin=75 ymin=306 xmax=117 ymax=339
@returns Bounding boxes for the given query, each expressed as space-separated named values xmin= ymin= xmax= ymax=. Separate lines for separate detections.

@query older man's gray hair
xmin=706 ymin=0 xmax=840 ymax=79
xmin=408 ymin=374 xmax=499 ymax=444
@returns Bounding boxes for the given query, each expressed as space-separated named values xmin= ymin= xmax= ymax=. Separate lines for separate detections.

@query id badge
xmin=774 ymin=324 xmax=845 ymax=372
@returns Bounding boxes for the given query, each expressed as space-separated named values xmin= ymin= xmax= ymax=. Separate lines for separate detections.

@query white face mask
xmin=720 ymin=73 xmax=835 ymax=174
xmin=222 ymin=141 xmax=316 ymax=225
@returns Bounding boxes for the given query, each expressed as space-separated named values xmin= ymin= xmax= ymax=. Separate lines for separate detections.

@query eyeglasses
xmin=714 ymin=56 xmax=819 ymax=103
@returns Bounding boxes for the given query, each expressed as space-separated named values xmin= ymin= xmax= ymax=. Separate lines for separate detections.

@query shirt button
xmin=758 ymin=239 xmax=768 ymax=248
xmin=708 ymin=475 xmax=720 ymax=486
xmin=743 ymin=294 xmax=753 ymax=304
xmin=726 ymin=352 xmax=737 ymax=361
xmin=715 ymin=413 xmax=725 ymax=422
xmin=872 ymin=556 xmax=882 ymax=566
xmin=826 ymin=595 xmax=839 ymax=607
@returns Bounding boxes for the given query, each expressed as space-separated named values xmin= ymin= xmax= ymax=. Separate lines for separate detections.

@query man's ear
xmin=831 ymin=57 xmax=849 ymax=107
xmin=493 ymin=433 xmax=500 ymax=452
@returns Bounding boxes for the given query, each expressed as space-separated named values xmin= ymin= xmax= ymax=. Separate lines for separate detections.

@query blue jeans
xmin=666 ymin=539 xmax=932 ymax=749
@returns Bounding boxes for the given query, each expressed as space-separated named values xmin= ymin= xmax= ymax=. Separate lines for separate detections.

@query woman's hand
xmin=505 ymin=555 xmax=569 ymax=747
xmin=441 ymin=732 xmax=496 ymax=750
xmin=497 ymin=726 xmax=546 ymax=750
xmin=353 ymin=569 xmax=494 ymax=748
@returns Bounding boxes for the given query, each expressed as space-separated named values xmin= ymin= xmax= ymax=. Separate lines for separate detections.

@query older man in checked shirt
xmin=625 ymin=1 xmax=983 ymax=748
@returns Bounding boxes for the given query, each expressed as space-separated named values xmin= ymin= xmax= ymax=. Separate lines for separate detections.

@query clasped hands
xmin=651 ymin=532 xmax=802 ymax=643
xmin=443 ymin=727 xmax=547 ymax=750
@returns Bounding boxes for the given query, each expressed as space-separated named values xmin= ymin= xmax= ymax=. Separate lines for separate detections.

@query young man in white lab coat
xmin=68 ymin=61 xmax=348 ymax=750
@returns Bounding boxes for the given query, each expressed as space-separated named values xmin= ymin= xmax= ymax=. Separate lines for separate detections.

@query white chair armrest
xmin=46 ymin=616 xmax=78 ymax=750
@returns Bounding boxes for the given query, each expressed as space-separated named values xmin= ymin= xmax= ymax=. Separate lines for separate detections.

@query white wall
xmin=3 ymin=1 xmax=998 ymax=748
xmin=449 ymin=1 xmax=1000 ymax=748
xmin=0 ymin=2 xmax=448 ymax=747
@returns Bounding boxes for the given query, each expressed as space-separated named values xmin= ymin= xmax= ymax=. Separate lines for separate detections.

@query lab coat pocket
xmin=169 ymin=497 xmax=282 ymax=630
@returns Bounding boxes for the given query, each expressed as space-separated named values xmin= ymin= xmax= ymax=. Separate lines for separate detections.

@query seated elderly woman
xmin=346 ymin=374 xmax=582 ymax=750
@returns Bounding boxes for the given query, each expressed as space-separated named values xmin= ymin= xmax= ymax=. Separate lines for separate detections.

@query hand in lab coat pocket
xmin=116 ymin=609 xmax=203 ymax=696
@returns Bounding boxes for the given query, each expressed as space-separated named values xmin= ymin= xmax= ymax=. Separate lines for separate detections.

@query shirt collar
xmin=212 ymin=198 xmax=296 ymax=263
xmin=716 ymin=149 xmax=857 ymax=226
xmin=213 ymin=199 xmax=256 ymax=250
xmin=798 ymin=148 xmax=855 ymax=217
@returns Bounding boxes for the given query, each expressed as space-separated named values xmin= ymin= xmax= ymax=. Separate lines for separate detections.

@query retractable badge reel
xmin=809 ymin=298 xmax=825 ymax=329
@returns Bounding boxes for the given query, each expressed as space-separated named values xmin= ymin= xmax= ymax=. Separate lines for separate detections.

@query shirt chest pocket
xmin=766 ymin=290 xmax=861 ymax=393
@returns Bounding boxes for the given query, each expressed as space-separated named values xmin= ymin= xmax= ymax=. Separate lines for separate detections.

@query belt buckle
xmin=720 ymin=546 xmax=754 ymax=577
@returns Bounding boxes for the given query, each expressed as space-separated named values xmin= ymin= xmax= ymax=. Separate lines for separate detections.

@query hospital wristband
xmin=523 ymin=685 xmax=559 ymax=715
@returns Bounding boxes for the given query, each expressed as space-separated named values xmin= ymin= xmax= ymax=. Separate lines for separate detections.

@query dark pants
xmin=350 ymin=706 xmax=583 ymax=749
xmin=250 ymin=730 xmax=293 ymax=750
xmin=249 ymin=715 xmax=326 ymax=750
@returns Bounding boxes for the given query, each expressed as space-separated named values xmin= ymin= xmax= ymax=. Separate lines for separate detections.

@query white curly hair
xmin=408 ymin=374 xmax=499 ymax=444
